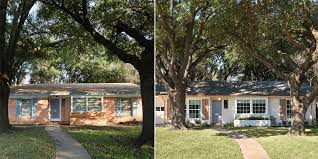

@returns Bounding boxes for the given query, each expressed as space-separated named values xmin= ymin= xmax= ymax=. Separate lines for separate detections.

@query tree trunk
xmin=168 ymin=82 xmax=188 ymax=129
xmin=288 ymin=76 xmax=305 ymax=136
xmin=0 ymin=78 xmax=10 ymax=133
xmin=135 ymin=50 xmax=154 ymax=146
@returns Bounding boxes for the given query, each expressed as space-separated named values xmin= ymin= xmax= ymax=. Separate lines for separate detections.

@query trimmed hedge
xmin=236 ymin=116 xmax=270 ymax=120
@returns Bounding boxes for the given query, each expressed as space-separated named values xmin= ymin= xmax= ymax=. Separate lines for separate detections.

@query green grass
xmin=156 ymin=127 xmax=242 ymax=159
xmin=63 ymin=125 xmax=153 ymax=159
xmin=0 ymin=126 xmax=55 ymax=159
xmin=231 ymin=127 xmax=318 ymax=159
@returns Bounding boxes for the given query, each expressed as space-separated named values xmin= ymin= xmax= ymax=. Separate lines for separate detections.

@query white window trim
xmin=235 ymin=97 xmax=268 ymax=115
xmin=186 ymin=98 xmax=203 ymax=121
xmin=71 ymin=96 xmax=104 ymax=112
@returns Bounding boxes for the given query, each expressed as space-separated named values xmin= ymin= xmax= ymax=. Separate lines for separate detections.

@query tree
xmin=40 ymin=0 xmax=154 ymax=145
xmin=214 ymin=0 xmax=318 ymax=135
xmin=0 ymin=0 xmax=36 ymax=132
xmin=156 ymin=0 xmax=225 ymax=129
xmin=28 ymin=44 xmax=137 ymax=84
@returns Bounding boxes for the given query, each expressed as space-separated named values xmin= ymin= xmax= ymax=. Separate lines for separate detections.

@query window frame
xmin=188 ymin=99 xmax=202 ymax=120
xmin=236 ymin=99 xmax=251 ymax=114
xmin=71 ymin=96 xmax=104 ymax=112
xmin=117 ymin=97 xmax=132 ymax=114
xmin=252 ymin=99 xmax=266 ymax=114
xmin=223 ymin=100 xmax=229 ymax=109
xmin=20 ymin=98 xmax=33 ymax=117
xmin=286 ymin=99 xmax=292 ymax=119
xmin=235 ymin=98 xmax=268 ymax=115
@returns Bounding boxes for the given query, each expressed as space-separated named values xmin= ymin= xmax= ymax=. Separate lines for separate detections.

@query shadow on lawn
xmin=63 ymin=125 xmax=153 ymax=159
xmin=221 ymin=127 xmax=318 ymax=138
xmin=226 ymin=127 xmax=288 ymax=138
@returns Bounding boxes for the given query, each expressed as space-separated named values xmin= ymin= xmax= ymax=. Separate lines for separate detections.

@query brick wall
xmin=70 ymin=97 xmax=143 ymax=125
xmin=9 ymin=98 xmax=50 ymax=124
xmin=202 ymin=99 xmax=209 ymax=120
xmin=280 ymin=99 xmax=286 ymax=120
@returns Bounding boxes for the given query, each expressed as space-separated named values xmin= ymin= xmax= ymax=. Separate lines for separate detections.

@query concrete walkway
xmin=219 ymin=129 xmax=271 ymax=159
xmin=45 ymin=126 xmax=91 ymax=159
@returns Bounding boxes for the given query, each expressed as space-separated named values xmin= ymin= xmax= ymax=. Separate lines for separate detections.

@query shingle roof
xmin=156 ymin=81 xmax=310 ymax=96
xmin=10 ymin=83 xmax=140 ymax=96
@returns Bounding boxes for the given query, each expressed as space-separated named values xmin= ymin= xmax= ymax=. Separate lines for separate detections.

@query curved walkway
xmin=219 ymin=129 xmax=271 ymax=159
xmin=45 ymin=125 xmax=91 ymax=159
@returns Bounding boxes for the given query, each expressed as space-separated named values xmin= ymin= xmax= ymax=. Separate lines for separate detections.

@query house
xmin=9 ymin=83 xmax=142 ymax=125
xmin=155 ymin=81 xmax=317 ymax=126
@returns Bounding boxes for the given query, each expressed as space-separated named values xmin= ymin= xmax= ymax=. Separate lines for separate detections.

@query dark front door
xmin=50 ymin=98 xmax=60 ymax=121
xmin=211 ymin=100 xmax=222 ymax=124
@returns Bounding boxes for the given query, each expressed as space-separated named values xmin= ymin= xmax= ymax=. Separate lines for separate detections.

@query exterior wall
xmin=9 ymin=97 xmax=50 ymax=124
xmin=268 ymin=97 xmax=281 ymax=123
xmin=156 ymin=95 xmax=317 ymax=125
xmin=70 ymin=97 xmax=143 ymax=125
xmin=222 ymin=97 xmax=236 ymax=124
xmin=61 ymin=97 xmax=71 ymax=124
xmin=9 ymin=95 xmax=142 ymax=126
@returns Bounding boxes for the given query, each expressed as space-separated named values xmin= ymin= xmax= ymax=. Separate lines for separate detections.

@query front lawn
xmin=63 ymin=125 xmax=153 ymax=159
xmin=0 ymin=126 xmax=55 ymax=159
xmin=156 ymin=127 xmax=242 ymax=159
xmin=231 ymin=127 xmax=318 ymax=159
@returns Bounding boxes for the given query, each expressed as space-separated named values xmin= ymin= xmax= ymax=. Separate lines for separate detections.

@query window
xmin=72 ymin=98 xmax=87 ymax=112
xmin=21 ymin=99 xmax=32 ymax=117
xmin=118 ymin=98 xmax=132 ymax=113
xmin=237 ymin=100 xmax=250 ymax=113
xmin=87 ymin=98 xmax=102 ymax=112
xmin=286 ymin=100 xmax=292 ymax=118
xmin=224 ymin=100 xmax=228 ymax=109
xmin=189 ymin=100 xmax=201 ymax=119
xmin=156 ymin=106 xmax=164 ymax=111
xmin=72 ymin=97 xmax=103 ymax=112
xmin=252 ymin=100 xmax=266 ymax=113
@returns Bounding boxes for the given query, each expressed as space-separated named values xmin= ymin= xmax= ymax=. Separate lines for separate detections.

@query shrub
xmin=223 ymin=122 xmax=234 ymax=128
xmin=194 ymin=119 xmax=202 ymax=125
xmin=236 ymin=116 xmax=270 ymax=120
xmin=281 ymin=120 xmax=291 ymax=127
xmin=270 ymin=116 xmax=277 ymax=127
xmin=200 ymin=122 xmax=210 ymax=128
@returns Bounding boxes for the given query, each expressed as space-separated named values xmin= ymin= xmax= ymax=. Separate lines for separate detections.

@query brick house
xmin=9 ymin=83 xmax=142 ymax=125
xmin=155 ymin=81 xmax=317 ymax=126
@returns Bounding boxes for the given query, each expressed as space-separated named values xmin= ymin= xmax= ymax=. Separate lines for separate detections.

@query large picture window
xmin=237 ymin=100 xmax=250 ymax=113
xmin=21 ymin=99 xmax=32 ymax=117
xmin=189 ymin=100 xmax=201 ymax=119
xmin=72 ymin=97 xmax=103 ymax=112
xmin=286 ymin=100 xmax=291 ymax=118
xmin=252 ymin=100 xmax=266 ymax=113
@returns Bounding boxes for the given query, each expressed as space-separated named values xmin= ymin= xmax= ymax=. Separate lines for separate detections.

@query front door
xmin=211 ymin=100 xmax=222 ymax=124
xmin=50 ymin=98 xmax=61 ymax=121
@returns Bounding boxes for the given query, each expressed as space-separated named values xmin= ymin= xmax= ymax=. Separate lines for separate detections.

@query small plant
xmin=194 ymin=119 xmax=202 ymax=125
xmin=223 ymin=122 xmax=234 ymax=128
xmin=304 ymin=121 xmax=309 ymax=127
xmin=281 ymin=120 xmax=291 ymax=127
xmin=270 ymin=116 xmax=277 ymax=127
xmin=200 ymin=122 xmax=210 ymax=128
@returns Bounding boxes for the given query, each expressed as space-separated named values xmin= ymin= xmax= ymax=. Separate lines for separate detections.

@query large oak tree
xmin=0 ymin=0 xmax=36 ymax=132
xmin=214 ymin=0 xmax=318 ymax=135
xmin=40 ymin=0 xmax=154 ymax=145
xmin=156 ymin=0 xmax=225 ymax=129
